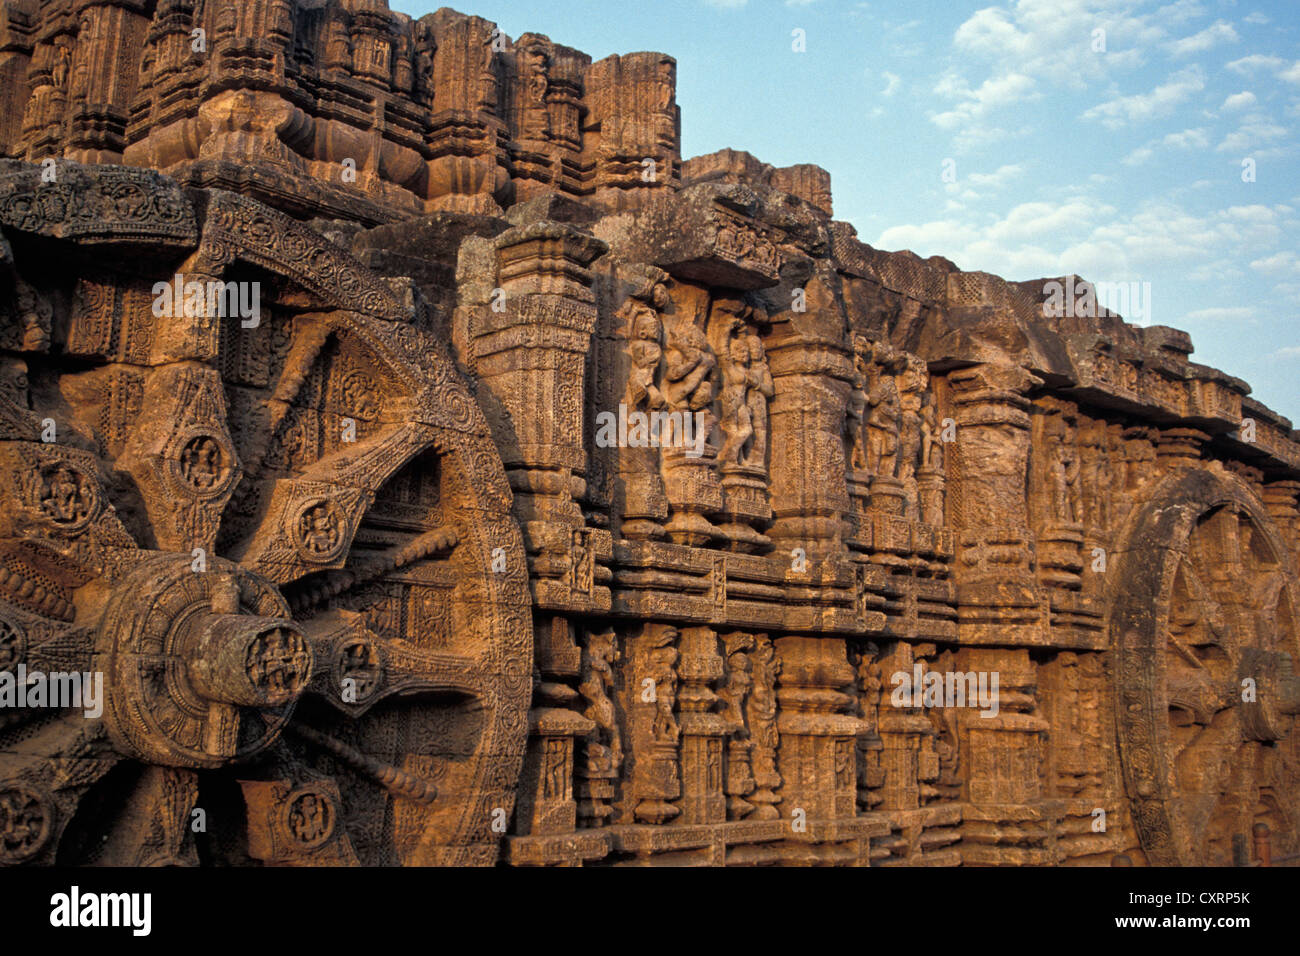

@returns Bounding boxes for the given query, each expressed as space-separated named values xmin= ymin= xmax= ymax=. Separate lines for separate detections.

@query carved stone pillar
xmin=19 ymin=32 xmax=73 ymax=158
xmin=873 ymin=642 xmax=935 ymax=811
xmin=424 ymin=9 xmax=508 ymax=212
xmin=850 ymin=642 xmax=885 ymax=813
xmin=1263 ymin=480 xmax=1300 ymax=562
xmin=0 ymin=5 xmax=33 ymax=152
xmin=946 ymin=363 xmax=1043 ymax=644
xmin=472 ymin=219 xmax=611 ymax=611
xmin=764 ymin=288 xmax=854 ymax=556
xmin=1155 ymin=427 xmax=1208 ymax=472
xmin=675 ymin=626 xmax=727 ymax=824
xmin=64 ymin=2 xmax=153 ymax=163
xmin=774 ymin=635 xmax=864 ymax=821
xmin=957 ymin=647 xmax=1056 ymax=865
xmin=515 ymin=617 xmax=591 ymax=836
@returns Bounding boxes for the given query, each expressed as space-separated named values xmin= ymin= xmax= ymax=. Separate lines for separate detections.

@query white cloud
xmin=875 ymin=198 xmax=1291 ymax=286
xmin=1215 ymin=112 xmax=1287 ymax=153
xmin=931 ymin=72 xmax=1038 ymax=130
xmin=1123 ymin=146 xmax=1156 ymax=165
xmin=951 ymin=125 xmax=1013 ymax=153
xmin=1221 ymin=91 xmax=1257 ymax=111
xmin=1227 ymin=54 xmax=1286 ymax=75
xmin=1251 ymin=251 xmax=1300 ymax=274
xmin=1282 ymin=62 xmax=1300 ymax=85
xmin=1162 ymin=127 xmax=1209 ymax=148
xmin=1155 ymin=0 xmax=1206 ymax=25
xmin=1244 ymin=12 xmax=1269 ymax=26
xmin=881 ymin=71 xmax=901 ymax=97
xmin=1180 ymin=306 xmax=1255 ymax=323
xmin=967 ymin=163 xmax=1025 ymax=188
xmin=1082 ymin=67 xmax=1204 ymax=128
xmin=951 ymin=0 xmax=1162 ymax=88
xmin=1166 ymin=20 xmax=1238 ymax=57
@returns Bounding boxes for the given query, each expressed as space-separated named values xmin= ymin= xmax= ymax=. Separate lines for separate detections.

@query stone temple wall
xmin=0 ymin=0 xmax=1297 ymax=867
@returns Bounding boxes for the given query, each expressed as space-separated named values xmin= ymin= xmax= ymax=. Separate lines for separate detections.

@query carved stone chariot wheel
xmin=0 ymin=164 xmax=531 ymax=865
xmin=1114 ymin=467 xmax=1300 ymax=865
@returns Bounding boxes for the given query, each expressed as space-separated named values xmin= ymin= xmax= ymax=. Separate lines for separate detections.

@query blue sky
xmin=401 ymin=0 xmax=1300 ymax=420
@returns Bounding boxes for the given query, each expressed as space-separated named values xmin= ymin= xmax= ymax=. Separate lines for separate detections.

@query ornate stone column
xmin=957 ymin=647 xmax=1056 ymax=865
xmin=675 ymin=626 xmax=728 ymax=824
xmin=774 ymin=635 xmax=865 ymax=821
xmin=764 ymin=275 xmax=855 ymax=556
xmin=515 ymin=616 xmax=592 ymax=836
xmin=945 ymin=362 xmax=1043 ymax=644
xmin=873 ymin=642 xmax=935 ymax=812
xmin=469 ymin=217 xmax=612 ymax=612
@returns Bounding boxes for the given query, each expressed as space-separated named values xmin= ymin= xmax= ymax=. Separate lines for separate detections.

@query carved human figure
xmin=841 ymin=336 xmax=872 ymax=475
xmin=478 ymin=32 xmax=499 ymax=114
xmin=920 ymin=395 xmax=943 ymax=472
xmin=851 ymin=644 xmax=883 ymax=810
xmin=897 ymin=356 xmax=926 ymax=482
xmin=1093 ymin=432 xmax=1114 ymax=529
xmin=520 ymin=44 xmax=550 ymax=139
xmin=655 ymin=57 xmax=674 ymax=113
xmin=746 ymin=634 xmax=781 ymax=819
xmin=662 ymin=316 xmax=715 ymax=413
xmin=51 ymin=43 xmax=70 ymax=91
xmin=834 ymin=738 xmax=854 ymax=790
xmin=324 ymin=14 xmax=351 ymax=72
xmin=743 ymin=330 xmax=774 ymax=468
xmin=620 ymin=303 xmax=664 ymax=412
xmin=414 ymin=21 xmax=436 ymax=106
xmin=70 ymin=17 xmax=91 ymax=99
xmin=15 ymin=280 xmax=52 ymax=352
xmin=288 ymin=793 xmax=329 ymax=843
xmin=180 ymin=435 xmax=226 ymax=490
xmin=717 ymin=323 xmax=754 ymax=467
xmin=865 ymin=346 xmax=902 ymax=477
xmin=1048 ymin=419 xmax=1080 ymax=524
xmin=299 ymin=501 xmax=342 ymax=557
xmin=391 ymin=29 xmax=414 ymax=93
xmin=579 ymin=630 xmax=622 ymax=774
xmin=717 ymin=633 xmax=754 ymax=731
xmin=1080 ymin=423 xmax=1114 ymax=530
xmin=646 ymin=628 xmax=679 ymax=743
xmin=652 ymin=56 xmax=676 ymax=147
xmin=0 ymin=788 xmax=47 ymax=859
xmin=39 ymin=464 xmax=89 ymax=525
xmin=542 ymin=738 xmax=568 ymax=798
